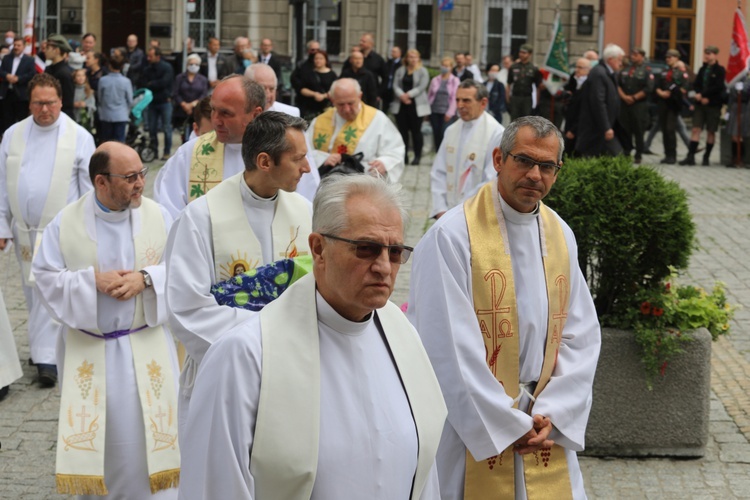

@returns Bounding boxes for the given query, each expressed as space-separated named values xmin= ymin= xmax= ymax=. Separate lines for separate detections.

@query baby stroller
xmin=126 ymin=88 xmax=157 ymax=163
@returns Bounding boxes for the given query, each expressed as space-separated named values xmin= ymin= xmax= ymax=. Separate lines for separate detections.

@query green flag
xmin=542 ymin=11 xmax=569 ymax=80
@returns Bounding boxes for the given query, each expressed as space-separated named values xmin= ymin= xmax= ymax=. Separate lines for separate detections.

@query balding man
xmin=258 ymin=37 xmax=282 ymax=84
xmin=232 ymin=36 xmax=257 ymax=74
xmin=307 ymin=78 xmax=405 ymax=182
xmin=343 ymin=33 xmax=388 ymax=105
xmin=33 ymin=142 xmax=179 ymax=498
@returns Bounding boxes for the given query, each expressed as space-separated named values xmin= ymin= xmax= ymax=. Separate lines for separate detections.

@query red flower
xmin=337 ymin=144 xmax=348 ymax=155
xmin=665 ymin=282 xmax=671 ymax=291
xmin=653 ymin=307 xmax=664 ymax=317
xmin=640 ymin=301 xmax=652 ymax=315
xmin=660 ymin=361 xmax=669 ymax=377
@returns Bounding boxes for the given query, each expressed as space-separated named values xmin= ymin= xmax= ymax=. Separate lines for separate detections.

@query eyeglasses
xmin=30 ymin=100 xmax=60 ymax=108
xmin=321 ymin=233 xmax=413 ymax=264
xmin=507 ymin=153 xmax=561 ymax=177
xmin=102 ymin=166 xmax=149 ymax=184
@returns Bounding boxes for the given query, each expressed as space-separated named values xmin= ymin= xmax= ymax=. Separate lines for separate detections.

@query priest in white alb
xmin=165 ymin=111 xmax=314 ymax=436
xmin=0 ymin=73 xmax=95 ymax=386
xmin=430 ymin=79 xmax=504 ymax=219
xmin=33 ymin=142 xmax=180 ymax=498
xmin=307 ymin=78 xmax=405 ymax=182
xmin=179 ymin=174 xmax=446 ymax=500
xmin=409 ymin=116 xmax=601 ymax=499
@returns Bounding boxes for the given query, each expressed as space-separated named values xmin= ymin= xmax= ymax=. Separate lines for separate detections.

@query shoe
xmin=161 ymin=154 xmax=171 ymax=161
xmin=643 ymin=149 xmax=655 ymax=155
xmin=37 ymin=364 xmax=57 ymax=387
xmin=28 ymin=357 xmax=34 ymax=366
xmin=678 ymin=156 xmax=695 ymax=166
xmin=411 ymin=156 xmax=421 ymax=165
xmin=660 ymin=157 xmax=676 ymax=165
xmin=634 ymin=156 xmax=642 ymax=164
xmin=0 ymin=385 xmax=8 ymax=401
xmin=702 ymin=157 xmax=710 ymax=167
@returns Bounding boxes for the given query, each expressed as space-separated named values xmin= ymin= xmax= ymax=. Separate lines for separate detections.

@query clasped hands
xmin=95 ymin=270 xmax=145 ymax=301
xmin=513 ymin=414 xmax=555 ymax=455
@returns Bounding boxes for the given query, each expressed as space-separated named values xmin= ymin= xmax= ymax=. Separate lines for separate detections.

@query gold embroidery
xmin=147 ymin=360 xmax=164 ymax=400
xmin=62 ymin=406 xmax=99 ymax=452
xmin=149 ymin=405 xmax=178 ymax=451
xmin=75 ymin=360 xmax=94 ymax=399
xmin=219 ymin=252 xmax=258 ymax=280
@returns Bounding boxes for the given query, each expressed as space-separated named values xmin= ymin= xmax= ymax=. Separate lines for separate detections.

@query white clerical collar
xmin=498 ymin=192 xmax=539 ymax=225
xmin=315 ymin=290 xmax=372 ymax=336
xmin=93 ymin=194 xmax=130 ymax=222
xmin=32 ymin=114 xmax=63 ymax=131
xmin=240 ymin=176 xmax=278 ymax=208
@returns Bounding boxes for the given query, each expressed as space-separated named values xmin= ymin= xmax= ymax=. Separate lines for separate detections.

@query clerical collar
xmin=240 ymin=176 xmax=278 ymax=206
xmin=316 ymin=290 xmax=372 ymax=335
xmin=93 ymin=194 xmax=129 ymax=222
xmin=32 ymin=113 xmax=63 ymax=131
xmin=498 ymin=193 xmax=539 ymax=225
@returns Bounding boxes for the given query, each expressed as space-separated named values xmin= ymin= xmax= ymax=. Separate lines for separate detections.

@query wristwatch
xmin=139 ymin=270 xmax=153 ymax=288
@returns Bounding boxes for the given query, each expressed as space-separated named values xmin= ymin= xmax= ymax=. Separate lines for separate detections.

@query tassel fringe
xmin=56 ymin=474 xmax=108 ymax=496
xmin=150 ymin=468 xmax=181 ymax=493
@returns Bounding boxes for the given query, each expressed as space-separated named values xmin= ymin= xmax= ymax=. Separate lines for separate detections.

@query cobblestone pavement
xmin=2 ymin=135 xmax=750 ymax=498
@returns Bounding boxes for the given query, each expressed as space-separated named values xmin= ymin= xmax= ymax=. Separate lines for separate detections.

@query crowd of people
xmin=0 ymin=25 xmax=740 ymax=499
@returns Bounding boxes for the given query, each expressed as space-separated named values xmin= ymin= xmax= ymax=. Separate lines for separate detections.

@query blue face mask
xmin=243 ymin=59 xmax=251 ymax=68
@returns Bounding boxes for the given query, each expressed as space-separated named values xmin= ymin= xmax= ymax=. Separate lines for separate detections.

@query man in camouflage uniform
xmin=618 ymin=48 xmax=654 ymax=164
xmin=680 ymin=45 xmax=726 ymax=166
xmin=507 ymin=44 xmax=542 ymax=120
xmin=656 ymin=49 xmax=688 ymax=164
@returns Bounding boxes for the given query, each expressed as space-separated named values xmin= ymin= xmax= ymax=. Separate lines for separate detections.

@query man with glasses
xmin=32 ymin=141 xmax=180 ymax=498
xmin=618 ymin=47 xmax=653 ymax=164
xmin=179 ymin=173 xmax=447 ymax=499
xmin=0 ymin=73 xmax=94 ymax=387
xmin=431 ymin=79 xmax=504 ymax=219
xmin=409 ymin=116 xmax=601 ymax=499
xmin=165 ymin=111 xmax=313 ymax=438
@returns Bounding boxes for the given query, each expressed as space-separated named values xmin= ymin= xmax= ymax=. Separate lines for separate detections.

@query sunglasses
xmin=102 ymin=166 xmax=149 ymax=184
xmin=321 ymin=234 xmax=413 ymax=264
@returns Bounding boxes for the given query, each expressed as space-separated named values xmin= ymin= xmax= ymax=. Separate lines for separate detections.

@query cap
xmin=665 ymin=49 xmax=680 ymax=58
xmin=520 ymin=44 xmax=533 ymax=53
xmin=632 ymin=47 xmax=646 ymax=56
xmin=704 ymin=45 xmax=719 ymax=55
xmin=46 ymin=34 xmax=72 ymax=53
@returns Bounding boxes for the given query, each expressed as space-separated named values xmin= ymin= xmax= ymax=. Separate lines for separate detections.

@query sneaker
xmin=37 ymin=364 xmax=57 ymax=387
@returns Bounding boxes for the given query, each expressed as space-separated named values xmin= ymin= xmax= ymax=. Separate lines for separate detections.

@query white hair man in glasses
xmin=179 ymin=174 xmax=447 ymax=499
xmin=0 ymin=73 xmax=94 ymax=387
xmin=32 ymin=141 xmax=180 ymax=498
xmin=409 ymin=116 xmax=601 ymax=499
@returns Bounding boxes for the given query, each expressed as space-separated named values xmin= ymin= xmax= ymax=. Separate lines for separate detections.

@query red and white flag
xmin=727 ymin=7 xmax=750 ymax=85
xmin=22 ymin=0 xmax=46 ymax=72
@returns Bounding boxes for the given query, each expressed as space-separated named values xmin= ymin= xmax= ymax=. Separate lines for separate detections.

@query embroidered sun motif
xmin=141 ymin=241 xmax=163 ymax=267
xmin=219 ymin=252 xmax=259 ymax=280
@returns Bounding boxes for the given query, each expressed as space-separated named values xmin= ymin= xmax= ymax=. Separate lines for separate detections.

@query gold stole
xmin=6 ymin=115 xmax=77 ymax=283
xmin=188 ymin=130 xmax=225 ymax=201
xmin=463 ymin=182 xmax=573 ymax=499
xmin=311 ymin=104 xmax=378 ymax=155
xmin=205 ymin=172 xmax=312 ymax=281
xmin=55 ymin=194 xmax=180 ymax=495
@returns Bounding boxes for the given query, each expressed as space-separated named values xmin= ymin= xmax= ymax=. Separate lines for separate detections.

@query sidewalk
xmin=1 ymin=133 xmax=750 ymax=498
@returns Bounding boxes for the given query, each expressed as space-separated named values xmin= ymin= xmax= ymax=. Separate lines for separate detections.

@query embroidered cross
xmin=77 ymin=406 xmax=91 ymax=433
xmin=155 ymin=406 xmax=167 ymax=431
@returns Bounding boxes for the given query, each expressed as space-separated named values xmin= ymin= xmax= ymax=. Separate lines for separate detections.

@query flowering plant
xmin=620 ymin=272 xmax=735 ymax=385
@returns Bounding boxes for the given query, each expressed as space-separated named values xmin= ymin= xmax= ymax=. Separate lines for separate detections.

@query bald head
xmin=329 ymin=78 xmax=362 ymax=122
xmin=89 ymin=142 xmax=145 ymax=209
xmin=583 ymin=50 xmax=598 ymax=62
xmin=574 ymin=57 xmax=591 ymax=77
xmin=245 ymin=63 xmax=278 ymax=109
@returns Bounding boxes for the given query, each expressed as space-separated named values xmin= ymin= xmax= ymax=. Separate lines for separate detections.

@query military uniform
xmin=657 ymin=65 xmax=688 ymax=163
xmin=619 ymin=62 xmax=653 ymax=161
xmin=508 ymin=61 xmax=542 ymax=120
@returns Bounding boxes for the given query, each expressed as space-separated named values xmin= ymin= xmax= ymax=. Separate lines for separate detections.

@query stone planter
xmin=582 ymin=327 xmax=711 ymax=458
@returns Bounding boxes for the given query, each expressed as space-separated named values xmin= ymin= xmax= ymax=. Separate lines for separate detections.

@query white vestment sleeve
xmin=75 ymin=129 xmax=95 ymax=196
xmin=154 ymin=143 xmax=192 ymax=219
xmin=408 ymin=211 xmax=533 ymax=461
xmin=530 ymin=219 xmax=601 ymax=451
xmin=429 ymin=140 xmax=449 ymax=217
xmin=32 ymin=213 xmax=99 ymax=331
xmin=141 ymin=205 xmax=174 ymax=327
xmin=179 ymin=318 xmax=262 ymax=500
xmin=463 ymin=126 xmax=504 ymax=202
xmin=0 ymin=130 xmax=12 ymax=238
xmin=368 ymin=114 xmax=405 ymax=182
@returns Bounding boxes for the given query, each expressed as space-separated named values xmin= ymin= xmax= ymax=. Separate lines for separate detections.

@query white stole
xmin=205 ymin=172 xmax=312 ymax=281
xmin=55 ymin=193 xmax=180 ymax=495
xmin=6 ymin=115 xmax=77 ymax=283
xmin=443 ymin=112 xmax=498 ymax=208
xmin=251 ymin=274 xmax=447 ymax=499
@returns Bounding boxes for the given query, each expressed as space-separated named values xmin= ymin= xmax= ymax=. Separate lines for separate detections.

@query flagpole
xmin=737 ymin=88 xmax=743 ymax=166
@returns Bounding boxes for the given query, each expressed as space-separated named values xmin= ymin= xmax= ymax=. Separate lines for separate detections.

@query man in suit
xmin=0 ymin=37 xmax=35 ymax=135
xmin=259 ymin=38 xmax=283 ymax=86
xmin=200 ymin=36 xmax=232 ymax=90
xmin=576 ymin=44 xmax=625 ymax=157
xmin=383 ymin=46 xmax=402 ymax=111
xmin=452 ymin=52 xmax=475 ymax=82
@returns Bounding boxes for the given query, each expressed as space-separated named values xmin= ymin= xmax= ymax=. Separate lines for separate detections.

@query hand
xmin=323 ymin=153 xmax=342 ymax=167
xmin=514 ymin=414 xmax=555 ymax=455
xmin=694 ymin=93 xmax=702 ymax=102
xmin=105 ymin=271 xmax=147 ymax=301
xmin=6 ymin=74 xmax=18 ymax=84
xmin=444 ymin=113 xmax=452 ymax=123
xmin=701 ymin=97 xmax=709 ymax=106
xmin=95 ymin=270 xmax=129 ymax=295
xmin=0 ymin=238 xmax=10 ymax=251
xmin=181 ymin=102 xmax=191 ymax=113
xmin=604 ymin=128 xmax=614 ymax=141
xmin=74 ymin=101 xmax=86 ymax=108
xmin=623 ymin=95 xmax=635 ymax=105
xmin=565 ymin=131 xmax=575 ymax=140
xmin=314 ymin=92 xmax=326 ymax=102
xmin=368 ymin=160 xmax=386 ymax=176
xmin=400 ymin=93 xmax=411 ymax=104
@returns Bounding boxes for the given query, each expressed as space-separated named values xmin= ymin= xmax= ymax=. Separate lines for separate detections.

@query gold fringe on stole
xmin=56 ymin=474 xmax=108 ymax=496
xmin=149 ymin=468 xmax=181 ymax=493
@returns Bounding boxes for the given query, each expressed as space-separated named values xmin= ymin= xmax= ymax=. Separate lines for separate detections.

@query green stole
xmin=188 ymin=130 xmax=225 ymax=201
xmin=311 ymin=104 xmax=378 ymax=155
xmin=463 ymin=182 xmax=573 ymax=500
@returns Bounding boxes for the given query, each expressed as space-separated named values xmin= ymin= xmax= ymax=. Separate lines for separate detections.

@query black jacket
xmin=45 ymin=60 xmax=75 ymax=118
xmin=140 ymin=59 xmax=175 ymax=104
xmin=199 ymin=52 xmax=233 ymax=82
xmin=487 ymin=80 xmax=506 ymax=119
xmin=0 ymin=54 xmax=36 ymax=101
xmin=575 ymin=63 xmax=622 ymax=157
xmin=339 ymin=67 xmax=379 ymax=107
xmin=260 ymin=53 xmax=283 ymax=85
xmin=693 ymin=63 xmax=726 ymax=107
xmin=452 ymin=67 xmax=476 ymax=82
xmin=343 ymin=50 xmax=387 ymax=94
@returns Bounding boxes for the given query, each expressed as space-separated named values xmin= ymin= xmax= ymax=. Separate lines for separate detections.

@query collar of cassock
xmin=498 ymin=193 xmax=539 ymax=225
xmin=316 ymin=290 xmax=372 ymax=335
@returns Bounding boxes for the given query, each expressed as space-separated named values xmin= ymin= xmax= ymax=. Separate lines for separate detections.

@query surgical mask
xmin=187 ymin=64 xmax=200 ymax=74
xmin=488 ymin=71 xmax=499 ymax=80
xmin=440 ymin=66 xmax=450 ymax=74
xmin=589 ymin=60 xmax=598 ymax=68
xmin=5 ymin=37 xmax=13 ymax=46
xmin=243 ymin=59 xmax=251 ymax=68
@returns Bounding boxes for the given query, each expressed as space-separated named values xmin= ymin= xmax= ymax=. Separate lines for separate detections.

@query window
xmin=188 ymin=0 xmax=219 ymax=50
xmin=652 ymin=0 xmax=695 ymax=66
xmin=305 ymin=0 xmax=342 ymax=58
xmin=38 ymin=0 xmax=60 ymax=41
xmin=484 ymin=0 xmax=529 ymax=66
xmin=391 ymin=0 xmax=433 ymax=60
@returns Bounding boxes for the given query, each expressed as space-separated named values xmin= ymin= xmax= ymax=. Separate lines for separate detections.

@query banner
xmin=23 ymin=0 xmax=34 ymax=56
xmin=542 ymin=11 xmax=569 ymax=94
xmin=727 ymin=7 xmax=750 ymax=85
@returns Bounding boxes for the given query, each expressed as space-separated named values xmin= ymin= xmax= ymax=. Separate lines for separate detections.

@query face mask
xmin=187 ymin=64 xmax=200 ymax=74
xmin=440 ymin=66 xmax=450 ymax=74
xmin=243 ymin=59 xmax=251 ymax=68
xmin=5 ymin=37 xmax=13 ymax=46
xmin=589 ymin=60 xmax=598 ymax=67
xmin=488 ymin=72 xmax=499 ymax=80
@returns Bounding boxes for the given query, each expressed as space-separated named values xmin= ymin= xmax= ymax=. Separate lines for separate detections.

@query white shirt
xmin=207 ymin=52 xmax=218 ymax=82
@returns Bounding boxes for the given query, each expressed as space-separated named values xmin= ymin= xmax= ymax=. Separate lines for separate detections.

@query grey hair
xmin=233 ymin=36 xmax=249 ymax=47
xmin=187 ymin=53 xmax=201 ymax=64
xmin=328 ymin=78 xmax=362 ymax=100
xmin=244 ymin=63 xmax=278 ymax=87
xmin=219 ymin=74 xmax=266 ymax=112
xmin=500 ymin=116 xmax=565 ymax=163
xmin=241 ymin=111 xmax=308 ymax=171
xmin=458 ymin=79 xmax=489 ymax=101
xmin=313 ymin=175 xmax=409 ymax=236
xmin=602 ymin=43 xmax=625 ymax=61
